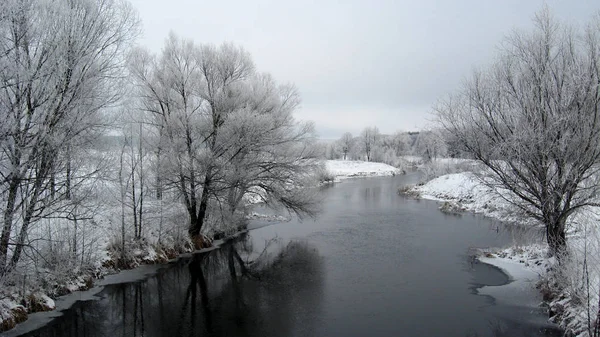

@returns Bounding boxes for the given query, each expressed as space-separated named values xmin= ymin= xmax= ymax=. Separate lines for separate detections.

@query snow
xmin=412 ymin=172 xmax=525 ymax=224
xmin=0 ymin=299 xmax=19 ymax=321
xmin=1 ymin=287 xmax=105 ymax=337
xmin=245 ymin=212 xmax=290 ymax=222
xmin=416 ymin=172 xmax=482 ymax=201
xmin=243 ymin=186 xmax=267 ymax=205
xmin=411 ymin=170 xmax=600 ymax=336
xmin=325 ymin=160 xmax=400 ymax=180
xmin=478 ymin=254 xmax=542 ymax=307
xmin=39 ymin=295 xmax=55 ymax=311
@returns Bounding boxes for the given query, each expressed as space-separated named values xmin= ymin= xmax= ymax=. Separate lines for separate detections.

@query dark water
xmin=14 ymin=175 xmax=561 ymax=337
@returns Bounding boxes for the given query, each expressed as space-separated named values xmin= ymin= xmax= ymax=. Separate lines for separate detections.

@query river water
xmin=13 ymin=174 xmax=561 ymax=337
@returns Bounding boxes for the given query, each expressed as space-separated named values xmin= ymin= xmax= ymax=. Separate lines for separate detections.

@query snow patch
xmin=411 ymin=172 xmax=528 ymax=225
xmin=413 ymin=170 xmax=600 ymax=336
xmin=478 ymin=253 xmax=542 ymax=307
xmin=325 ymin=160 xmax=400 ymax=180
xmin=243 ymin=186 xmax=267 ymax=205
xmin=39 ymin=295 xmax=55 ymax=311
xmin=245 ymin=212 xmax=290 ymax=222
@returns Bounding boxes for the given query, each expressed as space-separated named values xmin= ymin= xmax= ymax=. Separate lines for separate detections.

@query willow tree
xmin=217 ymin=74 xmax=320 ymax=226
xmin=435 ymin=9 xmax=600 ymax=256
xmin=130 ymin=35 xmax=319 ymax=247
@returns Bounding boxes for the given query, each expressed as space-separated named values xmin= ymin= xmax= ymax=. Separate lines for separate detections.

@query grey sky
xmin=128 ymin=0 xmax=599 ymax=139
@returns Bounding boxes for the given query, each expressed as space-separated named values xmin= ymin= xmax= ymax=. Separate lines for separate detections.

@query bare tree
xmin=130 ymin=35 xmax=319 ymax=247
xmin=217 ymin=76 xmax=321 ymax=225
xmin=360 ymin=126 xmax=380 ymax=161
xmin=125 ymin=120 xmax=147 ymax=240
xmin=389 ymin=131 xmax=412 ymax=157
xmin=338 ymin=132 xmax=354 ymax=160
xmin=324 ymin=142 xmax=340 ymax=160
xmin=0 ymin=0 xmax=139 ymax=273
xmin=186 ymin=41 xmax=255 ymax=243
xmin=435 ymin=8 xmax=600 ymax=257
xmin=414 ymin=130 xmax=447 ymax=162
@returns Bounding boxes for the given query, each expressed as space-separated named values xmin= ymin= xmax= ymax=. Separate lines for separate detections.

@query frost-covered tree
xmin=323 ymin=142 xmax=340 ymax=160
xmin=414 ymin=130 xmax=447 ymax=162
xmin=435 ymin=9 xmax=600 ymax=256
xmin=360 ymin=126 xmax=380 ymax=161
xmin=389 ymin=131 xmax=413 ymax=157
xmin=338 ymin=132 xmax=354 ymax=160
xmin=130 ymin=35 xmax=319 ymax=246
xmin=218 ymin=75 xmax=320 ymax=224
xmin=0 ymin=0 xmax=138 ymax=273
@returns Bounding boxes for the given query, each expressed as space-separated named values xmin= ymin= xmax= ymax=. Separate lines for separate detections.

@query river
xmin=10 ymin=174 xmax=561 ymax=337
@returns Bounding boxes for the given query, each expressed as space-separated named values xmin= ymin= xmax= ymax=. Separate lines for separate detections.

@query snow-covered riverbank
xmin=411 ymin=172 xmax=516 ymax=221
xmin=408 ymin=171 xmax=600 ymax=336
xmin=325 ymin=160 xmax=401 ymax=180
xmin=0 ymin=159 xmax=400 ymax=332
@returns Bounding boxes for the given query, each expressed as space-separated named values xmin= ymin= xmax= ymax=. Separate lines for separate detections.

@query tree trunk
xmin=9 ymin=182 xmax=40 ymax=270
xmin=155 ymin=130 xmax=163 ymax=200
xmin=72 ymin=213 xmax=78 ymax=256
xmin=156 ymin=174 xmax=162 ymax=200
xmin=65 ymin=148 xmax=71 ymax=200
xmin=189 ymin=178 xmax=210 ymax=238
xmin=594 ymin=285 xmax=600 ymax=337
xmin=119 ymin=139 xmax=127 ymax=261
xmin=138 ymin=121 xmax=144 ymax=239
xmin=187 ymin=205 xmax=198 ymax=235
xmin=0 ymin=178 xmax=19 ymax=273
xmin=547 ymin=217 xmax=567 ymax=258
xmin=50 ymin=171 xmax=56 ymax=199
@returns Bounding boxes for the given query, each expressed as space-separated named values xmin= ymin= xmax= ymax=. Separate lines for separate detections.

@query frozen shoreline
xmin=1 ymin=161 xmax=399 ymax=333
xmin=409 ymin=170 xmax=598 ymax=336
xmin=2 ymin=229 xmax=249 ymax=336
xmin=477 ymin=253 xmax=543 ymax=307
xmin=325 ymin=160 xmax=401 ymax=181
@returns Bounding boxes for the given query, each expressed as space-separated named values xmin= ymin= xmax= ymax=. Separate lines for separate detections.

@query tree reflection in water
xmin=23 ymin=235 xmax=325 ymax=337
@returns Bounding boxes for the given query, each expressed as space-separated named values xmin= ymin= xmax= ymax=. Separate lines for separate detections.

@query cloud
xmin=129 ymin=0 xmax=600 ymax=138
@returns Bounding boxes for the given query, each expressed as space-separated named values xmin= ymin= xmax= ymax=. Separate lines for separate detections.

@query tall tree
xmin=218 ymin=75 xmax=320 ymax=225
xmin=360 ymin=126 xmax=380 ymax=161
xmin=414 ymin=130 xmax=447 ymax=162
xmin=389 ymin=131 xmax=412 ymax=157
xmin=0 ymin=0 xmax=139 ymax=272
xmin=130 ymin=35 xmax=319 ymax=246
xmin=435 ymin=9 xmax=600 ymax=256
xmin=338 ymin=132 xmax=354 ymax=160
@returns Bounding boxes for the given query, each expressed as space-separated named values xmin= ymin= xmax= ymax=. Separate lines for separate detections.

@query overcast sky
xmin=128 ymin=0 xmax=599 ymax=139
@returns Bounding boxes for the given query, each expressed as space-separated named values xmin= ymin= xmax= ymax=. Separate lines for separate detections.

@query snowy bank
xmin=1 ymin=229 xmax=250 ymax=335
xmin=410 ymin=172 xmax=528 ymax=225
xmin=325 ymin=160 xmax=400 ymax=180
xmin=475 ymin=249 xmax=564 ymax=333
xmin=477 ymin=249 xmax=546 ymax=307
xmin=410 ymin=171 xmax=600 ymax=336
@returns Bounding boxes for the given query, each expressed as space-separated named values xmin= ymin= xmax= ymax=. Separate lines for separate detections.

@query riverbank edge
xmin=402 ymin=177 xmax=584 ymax=336
xmin=1 ymin=164 xmax=403 ymax=333
xmin=0 ymin=229 xmax=249 ymax=333
xmin=325 ymin=160 xmax=402 ymax=182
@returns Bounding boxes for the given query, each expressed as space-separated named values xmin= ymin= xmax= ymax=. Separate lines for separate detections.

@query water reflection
xmin=20 ymin=175 xmax=561 ymax=337
xmin=23 ymin=236 xmax=324 ymax=337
